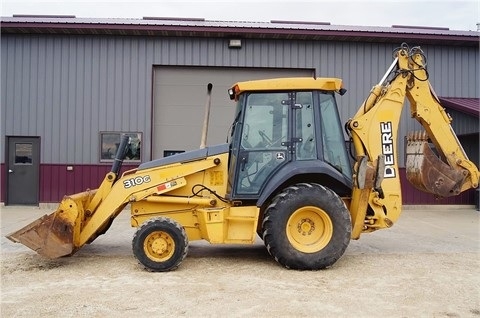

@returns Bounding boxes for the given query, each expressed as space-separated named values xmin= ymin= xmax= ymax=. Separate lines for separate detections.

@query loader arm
xmin=6 ymin=157 xmax=220 ymax=258
xmin=347 ymin=44 xmax=479 ymax=239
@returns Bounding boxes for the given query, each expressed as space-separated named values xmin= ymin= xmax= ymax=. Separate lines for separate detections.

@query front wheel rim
xmin=144 ymin=231 xmax=175 ymax=262
xmin=286 ymin=206 xmax=333 ymax=253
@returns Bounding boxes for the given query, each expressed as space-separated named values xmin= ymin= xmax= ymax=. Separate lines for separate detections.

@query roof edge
xmin=439 ymin=97 xmax=480 ymax=117
xmin=1 ymin=17 xmax=478 ymax=45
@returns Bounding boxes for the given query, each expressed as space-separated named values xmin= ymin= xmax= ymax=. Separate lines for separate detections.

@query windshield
xmin=241 ymin=93 xmax=289 ymax=149
xmin=319 ymin=93 xmax=352 ymax=180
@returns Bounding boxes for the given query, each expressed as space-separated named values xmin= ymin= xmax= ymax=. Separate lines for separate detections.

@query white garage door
xmin=153 ymin=67 xmax=314 ymax=158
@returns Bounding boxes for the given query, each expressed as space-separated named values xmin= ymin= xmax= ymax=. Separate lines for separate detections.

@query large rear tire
xmin=132 ymin=217 xmax=188 ymax=272
xmin=262 ymin=183 xmax=351 ymax=270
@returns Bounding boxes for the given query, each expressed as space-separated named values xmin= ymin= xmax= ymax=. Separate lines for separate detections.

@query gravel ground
xmin=1 ymin=205 xmax=479 ymax=318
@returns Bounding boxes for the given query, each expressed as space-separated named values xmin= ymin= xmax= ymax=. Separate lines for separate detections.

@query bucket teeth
xmin=407 ymin=130 xmax=428 ymax=142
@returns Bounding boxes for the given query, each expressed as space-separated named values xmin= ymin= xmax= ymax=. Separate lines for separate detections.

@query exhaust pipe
xmin=200 ymin=83 xmax=213 ymax=149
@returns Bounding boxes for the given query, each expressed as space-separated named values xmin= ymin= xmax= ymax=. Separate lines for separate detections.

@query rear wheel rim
xmin=286 ymin=206 xmax=333 ymax=253
xmin=144 ymin=231 xmax=175 ymax=262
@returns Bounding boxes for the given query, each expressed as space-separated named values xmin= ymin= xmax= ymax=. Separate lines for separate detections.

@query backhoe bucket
xmin=406 ymin=131 xmax=466 ymax=198
xmin=6 ymin=191 xmax=94 ymax=259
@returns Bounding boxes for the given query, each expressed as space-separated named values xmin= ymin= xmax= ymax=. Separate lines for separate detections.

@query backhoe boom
xmin=347 ymin=44 xmax=479 ymax=238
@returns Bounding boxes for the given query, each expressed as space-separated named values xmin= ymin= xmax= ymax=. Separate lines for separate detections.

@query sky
xmin=1 ymin=0 xmax=479 ymax=31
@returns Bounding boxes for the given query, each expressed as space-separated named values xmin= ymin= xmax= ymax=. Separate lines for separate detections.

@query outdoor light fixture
xmin=228 ymin=88 xmax=235 ymax=100
xmin=228 ymin=39 xmax=242 ymax=48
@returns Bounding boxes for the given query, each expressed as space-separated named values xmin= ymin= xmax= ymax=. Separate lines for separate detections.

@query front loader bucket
xmin=406 ymin=131 xmax=466 ymax=198
xmin=6 ymin=213 xmax=74 ymax=258
xmin=6 ymin=191 xmax=94 ymax=259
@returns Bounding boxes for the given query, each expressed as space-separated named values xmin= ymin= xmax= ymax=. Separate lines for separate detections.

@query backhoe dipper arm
xmin=346 ymin=44 xmax=479 ymax=239
xmin=405 ymin=53 xmax=479 ymax=195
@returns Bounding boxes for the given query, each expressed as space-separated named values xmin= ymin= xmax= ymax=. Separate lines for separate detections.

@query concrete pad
xmin=1 ymin=205 xmax=479 ymax=317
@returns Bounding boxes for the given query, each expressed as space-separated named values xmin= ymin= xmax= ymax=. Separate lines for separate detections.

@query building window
xmin=100 ymin=132 xmax=142 ymax=162
xmin=15 ymin=143 xmax=33 ymax=165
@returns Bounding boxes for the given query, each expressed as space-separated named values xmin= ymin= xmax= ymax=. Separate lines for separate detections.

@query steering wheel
xmin=258 ymin=130 xmax=273 ymax=146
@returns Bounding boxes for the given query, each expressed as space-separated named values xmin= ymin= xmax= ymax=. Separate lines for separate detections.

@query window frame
xmin=99 ymin=131 xmax=142 ymax=163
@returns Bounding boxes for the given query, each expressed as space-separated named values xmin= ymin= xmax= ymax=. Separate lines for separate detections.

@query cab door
xmin=230 ymin=92 xmax=291 ymax=198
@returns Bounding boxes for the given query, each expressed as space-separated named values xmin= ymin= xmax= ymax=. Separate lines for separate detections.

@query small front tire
xmin=132 ymin=217 xmax=188 ymax=272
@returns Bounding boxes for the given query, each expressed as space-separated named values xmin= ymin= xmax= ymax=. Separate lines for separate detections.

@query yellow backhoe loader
xmin=7 ymin=43 xmax=479 ymax=271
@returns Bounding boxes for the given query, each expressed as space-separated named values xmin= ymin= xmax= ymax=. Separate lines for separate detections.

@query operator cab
xmin=226 ymin=78 xmax=352 ymax=201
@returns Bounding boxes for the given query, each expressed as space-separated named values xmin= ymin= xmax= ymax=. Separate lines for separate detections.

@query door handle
xmin=8 ymin=169 xmax=13 ymax=173
xmin=240 ymin=157 xmax=248 ymax=171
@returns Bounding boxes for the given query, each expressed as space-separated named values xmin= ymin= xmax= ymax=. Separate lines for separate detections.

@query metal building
xmin=1 ymin=16 xmax=479 ymax=205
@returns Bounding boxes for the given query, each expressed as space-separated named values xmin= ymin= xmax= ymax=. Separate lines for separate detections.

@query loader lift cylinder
xmin=111 ymin=134 xmax=130 ymax=175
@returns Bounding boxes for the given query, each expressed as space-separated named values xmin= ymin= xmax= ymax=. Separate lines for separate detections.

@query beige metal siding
xmin=152 ymin=67 xmax=314 ymax=158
